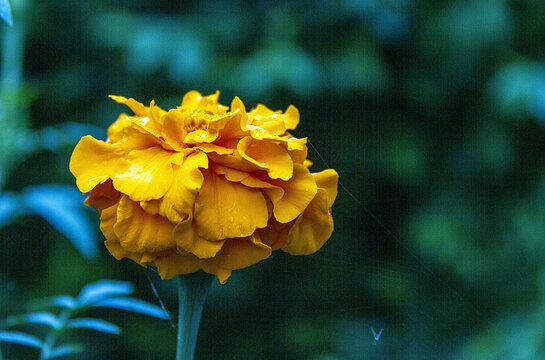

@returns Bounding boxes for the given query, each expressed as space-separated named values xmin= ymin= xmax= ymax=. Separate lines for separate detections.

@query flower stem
xmin=175 ymin=271 xmax=214 ymax=360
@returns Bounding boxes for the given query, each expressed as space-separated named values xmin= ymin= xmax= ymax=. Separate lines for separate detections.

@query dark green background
xmin=2 ymin=0 xmax=545 ymax=359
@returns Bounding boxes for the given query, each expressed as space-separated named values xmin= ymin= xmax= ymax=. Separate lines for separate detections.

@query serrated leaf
xmin=77 ymin=280 xmax=133 ymax=306
xmin=95 ymin=297 xmax=170 ymax=320
xmin=0 ymin=0 xmax=12 ymax=27
xmin=33 ymin=295 xmax=77 ymax=310
xmin=22 ymin=185 xmax=97 ymax=260
xmin=67 ymin=318 xmax=121 ymax=335
xmin=47 ymin=343 xmax=84 ymax=359
xmin=3 ymin=312 xmax=61 ymax=329
xmin=0 ymin=191 xmax=22 ymax=228
xmin=0 ymin=331 xmax=42 ymax=348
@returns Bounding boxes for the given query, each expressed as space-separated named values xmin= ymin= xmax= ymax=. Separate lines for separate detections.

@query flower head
xmin=70 ymin=91 xmax=338 ymax=283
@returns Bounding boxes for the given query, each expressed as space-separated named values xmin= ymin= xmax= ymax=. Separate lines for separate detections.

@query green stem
xmin=175 ymin=272 xmax=214 ymax=360
xmin=39 ymin=310 xmax=70 ymax=360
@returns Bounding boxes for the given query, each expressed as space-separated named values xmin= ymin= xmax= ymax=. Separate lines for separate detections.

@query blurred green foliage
xmin=1 ymin=0 xmax=545 ymax=358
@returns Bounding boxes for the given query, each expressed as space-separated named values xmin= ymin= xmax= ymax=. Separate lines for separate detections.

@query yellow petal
xmin=194 ymin=168 xmax=268 ymax=240
xmin=237 ymin=137 xmax=293 ymax=180
xmin=212 ymin=235 xmax=271 ymax=270
xmin=267 ymin=164 xmax=317 ymax=223
xmin=107 ymin=114 xmax=134 ymax=143
xmin=140 ymin=151 xmax=208 ymax=223
xmin=112 ymin=147 xmax=174 ymax=201
xmin=69 ymin=135 xmax=127 ymax=193
xmin=196 ymin=143 xmax=233 ymax=155
xmin=114 ymin=196 xmax=176 ymax=252
xmin=162 ymin=108 xmax=187 ymax=151
xmin=313 ymin=169 xmax=339 ymax=209
xmin=213 ymin=97 xmax=248 ymax=140
xmin=284 ymin=105 xmax=299 ymax=130
xmin=173 ymin=217 xmax=226 ymax=258
xmin=283 ymin=188 xmax=333 ymax=255
xmin=206 ymin=152 xmax=259 ymax=173
xmin=181 ymin=90 xmax=221 ymax=109
xmin=153 ymin=253 xmax=202 ymax=280
xmin=109 ymin=95 xmax=147 ymax=116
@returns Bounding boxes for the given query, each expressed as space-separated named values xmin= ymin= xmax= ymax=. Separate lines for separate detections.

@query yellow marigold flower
xmin=69 ymin=91 xmax=338 ymax=283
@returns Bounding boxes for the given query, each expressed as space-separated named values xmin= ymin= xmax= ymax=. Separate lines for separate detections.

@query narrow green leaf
xmin=0 ymin=0 xmax=12 ymax=27
xmin=77 ymin=280 xmax=133 ymax=306
xmin=67 ymin=318 xmax=121 ymax=335
xmin=46 ymin=344 xmax=84 ymax=359
xmin=3 ymin=312 xmax=61 ymax=329
xmin=0 ymin=331 xmax=42 ymax=348
xmin=95 ymin=297 xmax=170 ymax=320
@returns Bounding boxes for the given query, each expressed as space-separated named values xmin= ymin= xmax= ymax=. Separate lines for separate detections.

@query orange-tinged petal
xmin=112 ymin=147 xmax=174 ymax=201
xmin=313 ymin=169 xmax=339 ymax=209
xmin=99 ymin=202 xmax=119 ymax=242
xmin=237 ymin=137 xmax=293 ymax=180
xmin=194 ymin=168 xmax=268 ymax=240
xmin=140 ymin=151 xmax=208 ymax=223
xmin=200 ymin=262 xmax=232 ymax=284
xmin=173 ymin=217 xmax=226 ymax=258
xmin=114 ymin=196 xmax=176 ymax=252
xmin=257 ymin=217 xmax=292 ymax=250
xmin=212 ymin=234 xmax=271 ymax=270
xmin=104 ymin=239 xmax=164 ymax=266
xmin=69 ymin=135 xmax=127 ymax=193
xmin=267 ymin=164 xmax=317 ymax=223
xmin=283 ymin=188 xmax=333 ymax=255
xmin=84 ymin=179 xmax=121 ymax=211
xmin=153 ymin=253 xmax=202 ymax=280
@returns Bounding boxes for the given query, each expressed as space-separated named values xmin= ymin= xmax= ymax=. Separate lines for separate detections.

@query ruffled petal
xmin=313 ymin=169 xmax=339 ymax=208
xmin=113 ymin=196 xmax=176 ymax=252
xmin=266 ymin=164 xmax=317 ymax=223
xmin=162 ymin=108 xmax=187 ymax=151
xmin=256 ymin=217 xmax=292 ymax=250
xmin=194 ymin=168 xmax=268 ymax=240
xmin=212 ymin=234 xmax=271 ymax=270
xmin=173 ymin=217 xmax=226 ymax=258
xmin=200 ymin=262 xmax=232 ymax=284
xmin=84 ymin=179 xmax=122 ymax=211
xmin=112 ymin=147 xmax=174 ymax=201
xmin=69 ymin=135 xmax=127 ymax=193
xmin=283 ymin=188 xmax=333 ymax=255
xmin=237 ymin=137 xmax=293 ymax=180
xmin=98 ymin=202 xmax=119 ymax=242
xmin=140 ymin=151 xmax=208 ymax=223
